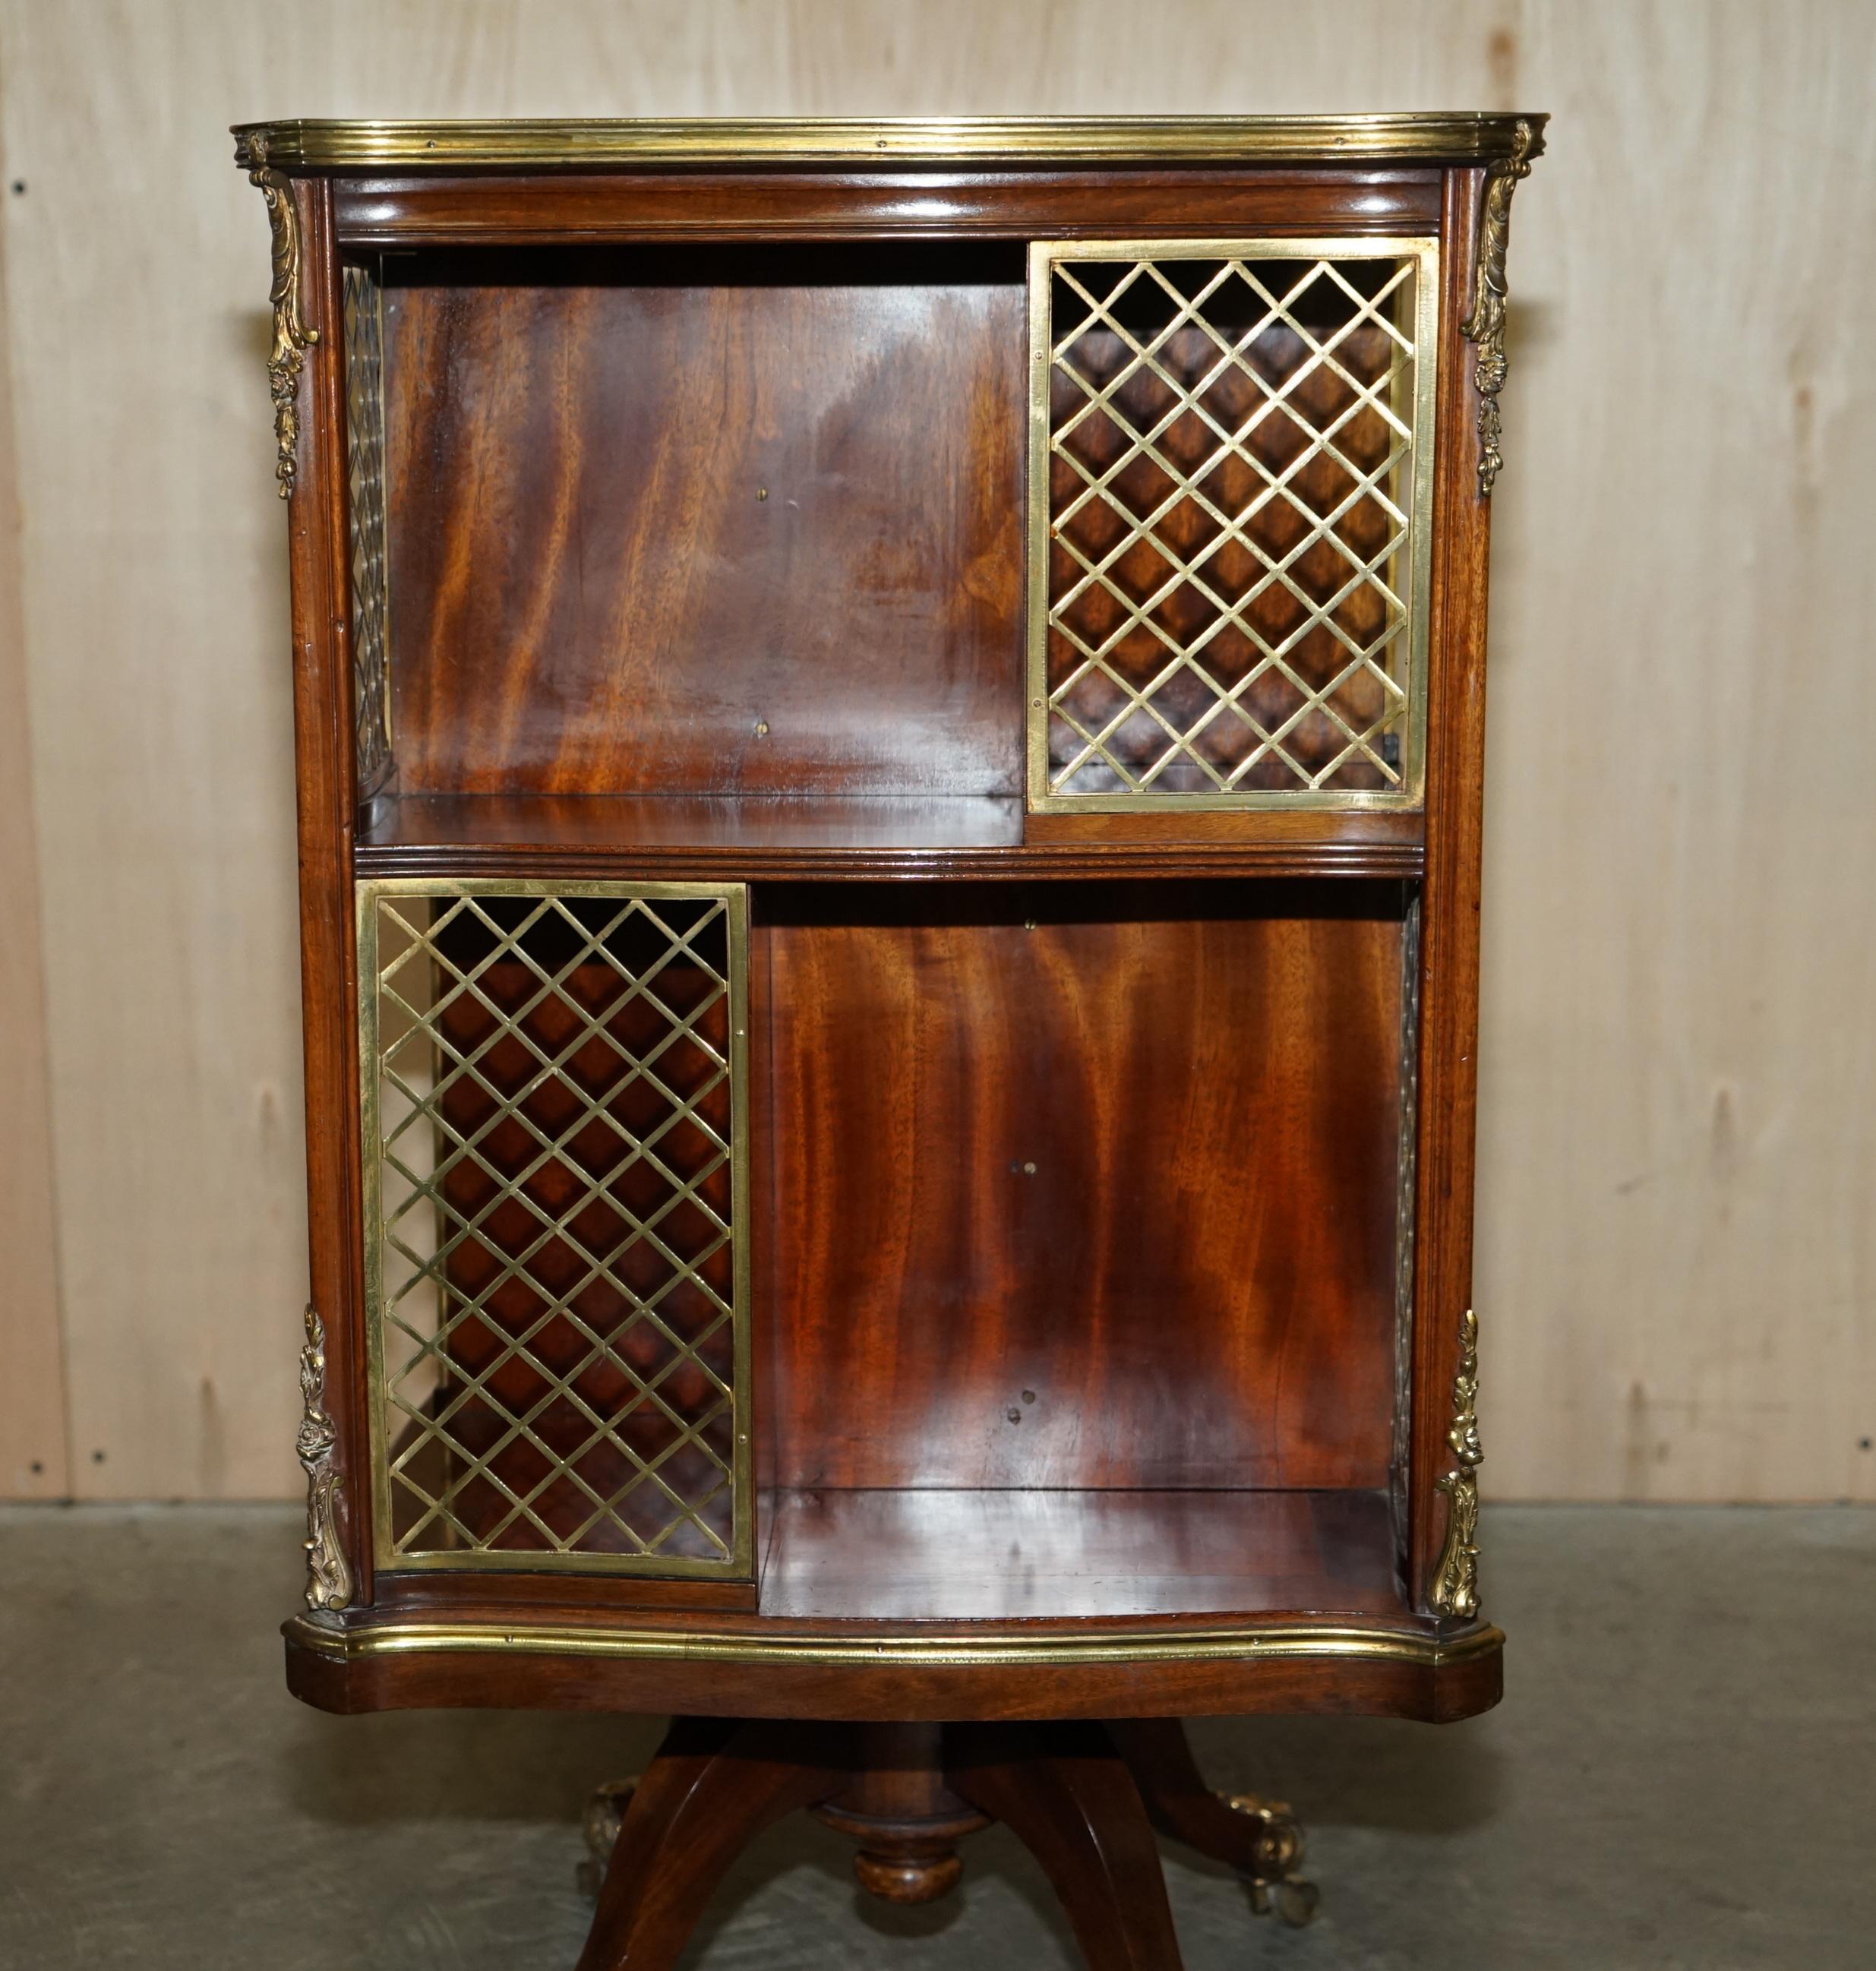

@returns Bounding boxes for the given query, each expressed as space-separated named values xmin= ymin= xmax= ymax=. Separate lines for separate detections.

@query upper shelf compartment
xmin=340 ymin=229 xmax=1434 ymax=871
xmin=357 ymin=240 xmax=1027 ymax=808
xmin=1028 ymin=238 xmax=1438 ymax=812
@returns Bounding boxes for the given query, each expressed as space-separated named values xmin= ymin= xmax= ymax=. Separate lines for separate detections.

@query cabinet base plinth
xmin=283 ymin=1610 xmax=1503 ymax=1724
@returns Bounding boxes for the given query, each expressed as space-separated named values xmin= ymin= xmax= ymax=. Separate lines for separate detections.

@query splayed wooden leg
xmin=576 ymin=1717 xmax=844 ymax=1970
xmin=1110 ymin=1719 xmax=1319 ymax=1927
xmin=947 ymin=1721 xmax=1185 ymax=1971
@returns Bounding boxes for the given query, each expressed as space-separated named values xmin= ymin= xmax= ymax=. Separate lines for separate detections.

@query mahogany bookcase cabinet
xmin=235 ymin=115 xmax=1545 ymax=1969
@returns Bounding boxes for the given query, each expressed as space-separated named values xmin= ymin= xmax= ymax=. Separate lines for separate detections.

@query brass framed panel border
xmin=1025 ymin=235 xmax=1440 ymax=814
xmin=356 ymin=877 xmax=753 ymax=1581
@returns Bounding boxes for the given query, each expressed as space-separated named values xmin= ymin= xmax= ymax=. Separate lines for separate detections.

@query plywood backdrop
xmin=0 ymin=0 xmax=1870 ymax=1503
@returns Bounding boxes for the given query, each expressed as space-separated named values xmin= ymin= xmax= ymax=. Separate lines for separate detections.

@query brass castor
xmin=1223 ymin=1793 xmax=1319 ymax=1928
xmin=576 ymin=1779 xmax=639 ymax=1898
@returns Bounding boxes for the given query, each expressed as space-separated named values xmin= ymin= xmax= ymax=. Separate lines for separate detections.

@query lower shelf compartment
xmin=285 ymin=1483 xmax=1498 ymax=1723
xmin=756 ymin=1486 xmax=1402 ymax=1622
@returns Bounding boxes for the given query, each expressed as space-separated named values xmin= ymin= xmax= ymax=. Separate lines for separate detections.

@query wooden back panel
xmin=382 ymin=244 xmax=1025 ymax=798
xmin=763 ymin=881 xmax=1404 ymax=1492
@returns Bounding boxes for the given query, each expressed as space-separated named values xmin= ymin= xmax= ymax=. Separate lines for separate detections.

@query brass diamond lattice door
xmin=358 ymin=880 xmax=752 ymax=1578
xmin=1027 ymin=238 xmax=1439 ymax=810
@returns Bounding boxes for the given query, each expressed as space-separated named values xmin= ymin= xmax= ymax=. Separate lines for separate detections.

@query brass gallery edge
xmin=245 ymin=131 xmax=318 ymax=498
xmin=286 ymin=1612 xmax=1504 ymax=1673
xmin=232 ymin=113 xmax=1547 ymax=173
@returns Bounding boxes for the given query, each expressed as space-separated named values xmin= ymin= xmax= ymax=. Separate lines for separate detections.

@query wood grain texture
xmin=944 ymin=1724 xmax=1183 ymax=1971
xmin=758 ymin=1486 xmax=1403 ymax=1621
xmin=283 ymin=1614 xmax=1501 ymax=1723
xmin=384 ymin=245 xmax=1024 ymax=798
xmin=1407 ymin=166 xmax=1492 ymax=1608
xmin=357 ymin=793 xmax=1426 ymax=880
xmin=336 ymin=167 xmax=1442 ymax=246
xmin=3 ymin=0 xmax=1873 ymax=1501
xmin=288 ymin=183 xmax=375 ymax=1599
xmin=575 ymin=1717 xmax=844 ymax=1971
xmin=764 ymin=884 xmax=1404 ymax=1493
xmin=0 ymin=148 xmax=69 ymax=1499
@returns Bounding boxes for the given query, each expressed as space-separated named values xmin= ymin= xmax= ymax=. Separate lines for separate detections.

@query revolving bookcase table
xmin=236 ymin=113 xmax=1546 ymax=1969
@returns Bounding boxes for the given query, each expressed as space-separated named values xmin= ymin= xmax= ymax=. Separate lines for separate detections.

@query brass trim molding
xmin=286 ymin=1611 xmax=1503 ymax=1673
xmin=296 ymin=1305 xmax=353 ymax=1612
xmin=1431 ymin=1306 xmax=1483 ymax=1619
xmin=232 ymin=114 xmax=1546 ymax=175
xmin=1459 ymin=118 xmax=1538 ymax=497
xmin=245 ymin=132 xmax=318 ymax=498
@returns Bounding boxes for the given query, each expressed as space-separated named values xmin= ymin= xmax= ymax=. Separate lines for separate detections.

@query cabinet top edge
xmin=232 ymin=113 xmax=1548 ymax=174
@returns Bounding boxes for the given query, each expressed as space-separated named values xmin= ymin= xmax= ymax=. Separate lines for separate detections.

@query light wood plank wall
xmin=0 ymin=0 xmax=1870 ymax=1502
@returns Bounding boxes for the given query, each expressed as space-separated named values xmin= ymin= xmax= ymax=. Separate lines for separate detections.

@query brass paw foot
xmin=1222 ymin=1793 xmax=1319 ymax=1928
xmin=576 ymin=1778 xmax=639 ymax=1897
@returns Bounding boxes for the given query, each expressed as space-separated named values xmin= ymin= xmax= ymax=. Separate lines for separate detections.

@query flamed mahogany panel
xmin=383 ymin=244 xmax=1025 ymax=799
xmin=764 ymin=881 xmax=1404 ymax=1492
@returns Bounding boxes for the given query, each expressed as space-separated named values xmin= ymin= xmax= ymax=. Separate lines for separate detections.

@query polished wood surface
xmin=1407 ymin=169 xmax=1492 ymax=1611
xmin=576 ymin=1716 xmax=843 ymax=1971
xmin=384 ymin=244 xmax=1024 ymax=800
xmin=811 ymin=1722 xmax=988 ymax=1904
xmin=765 ymin=883 xmax=1404 ymax=1492
xmin=757 ymin=1487 xmax=1401 ymax=1622
xmin=1110 ymin=1718 xmax=1314 ymax=1916
xmin=292 ymin=181 xmax=374 ymax=1606
xmin=947 ymin=1723 xmax=1182 ymax=1970
xmin=337 ymin=169 xmax=1443 ymax=248
xmin=357 ymin=792 xmax=1426 ymax=881
xmin=571 ymin=1714 xmax=1325 ymax=1969
xmin=284 ymin=1608 xmax=1500 ymax=1723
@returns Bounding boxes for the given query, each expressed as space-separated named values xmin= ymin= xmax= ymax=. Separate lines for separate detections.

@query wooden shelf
xmin=756 ymin=1487 xmax=1404 ymax=1623
xmin=355 ymin=794 xmax=1424 ymax=881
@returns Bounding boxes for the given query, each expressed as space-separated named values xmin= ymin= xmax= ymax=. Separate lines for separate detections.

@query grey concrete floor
xmin=2 ymin=1505 xmax=1871 ymax=1970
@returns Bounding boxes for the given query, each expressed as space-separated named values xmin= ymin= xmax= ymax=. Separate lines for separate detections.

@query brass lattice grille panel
xmin=343 ymin=262 xmax=393 ymax=805
xmin=1028 ymin=238 xmax=1439 ymax=810
xmin=358 ymin=880 xmax=751 ymax=1577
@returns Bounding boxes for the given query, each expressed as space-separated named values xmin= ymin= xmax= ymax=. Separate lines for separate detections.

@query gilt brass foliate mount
xmin=245 ymin=132 xmax=318 ymax=499
xmin=297 ymin=1304 xmax=352 ymax=1612
xmin=1431 ymin=1306 xmax=1483 ymax=1619
xmin=1460 ymin=118 xmax=1540 ymax=497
